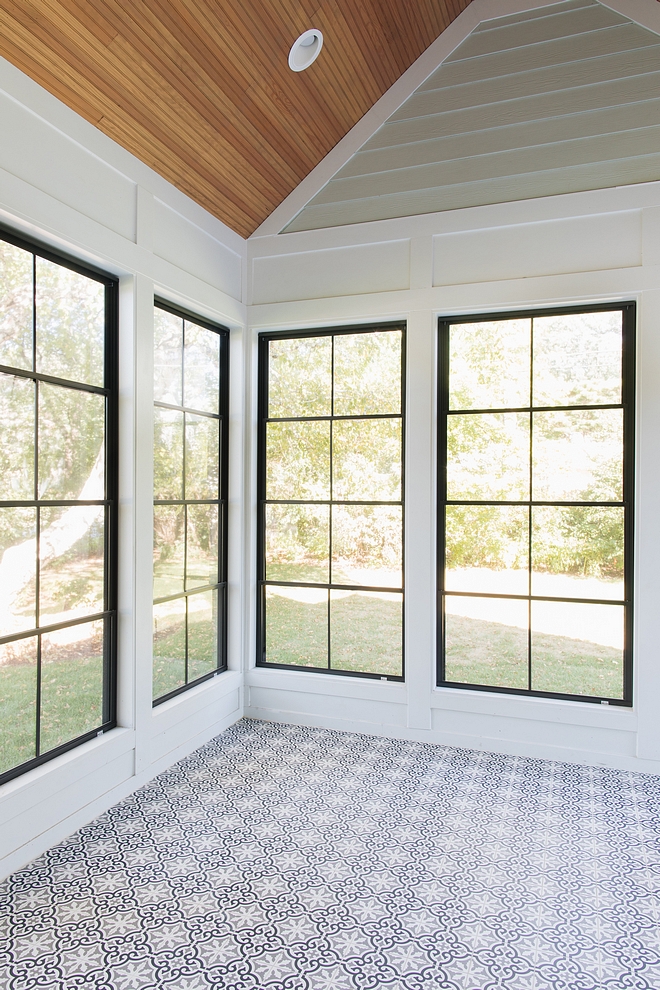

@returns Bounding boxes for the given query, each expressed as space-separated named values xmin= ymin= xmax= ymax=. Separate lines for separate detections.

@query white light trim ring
xmin=288 ymin=30 xmax=324 ymax=72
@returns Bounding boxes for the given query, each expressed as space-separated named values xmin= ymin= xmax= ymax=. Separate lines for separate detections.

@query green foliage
xmin=0 ymin=243 xmax=106 ymax=515
xmin=446 ymin=312 xmax=625 ymax=580
xmin=533 ymin=506 xmax=623 ymax=579
xmin=446 ymin=505 xmax=527 ymax=571
xmin=0 ymin=240 xmax=32 ymax=371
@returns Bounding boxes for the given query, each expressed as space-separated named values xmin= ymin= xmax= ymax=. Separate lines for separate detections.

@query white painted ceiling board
xmin=415 ymin=23 xmax=659 ymax=89
xmin=453 ymin=2 xmax=624 ymax=58
xmin=291 ymin=154 xmax=660 ymax=230
xmin=391 ymin=53 xmax=660 ymax=120
xmin=470 ymin=0 xmax=593 ymax=30
xmin=284 ymin=0 xmax=660 ymax=234
xmin=310 ymin=127 xmax=660 ymax=202
xmin=339 ymin=100 xmax=660 ymax=177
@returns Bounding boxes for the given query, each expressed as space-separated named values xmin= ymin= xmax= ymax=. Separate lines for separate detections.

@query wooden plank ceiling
xmin=0 ymin=0 xmax=473 ymax=237
xmin=286 ymin=0 xmax=660 ymax=231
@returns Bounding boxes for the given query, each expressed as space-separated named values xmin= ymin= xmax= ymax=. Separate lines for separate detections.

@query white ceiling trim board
xmin=246 ymin=178 xmax=660 ymax=263
xmin=597 ymin=0 xmax=660 ymax=35
xmin=250 ymin=0 xmax=575 ymax=240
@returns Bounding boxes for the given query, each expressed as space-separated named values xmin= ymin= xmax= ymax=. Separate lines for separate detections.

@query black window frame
xmin=257 ymin=321 xmax=406 ymax=682
xmin=152 ymin=298 xmax=230 ymax=706
xmin=437 ymin=302 xmax=635 ymax=707
xmin=0 ymin=223 xmax=119 ymax=785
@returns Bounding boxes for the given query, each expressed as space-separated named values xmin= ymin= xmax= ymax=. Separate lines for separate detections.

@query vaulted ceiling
xmin=287 ymin=0 xmax=660 ymax=232
xmin=0 ymin=0 xmax=472 ymax=238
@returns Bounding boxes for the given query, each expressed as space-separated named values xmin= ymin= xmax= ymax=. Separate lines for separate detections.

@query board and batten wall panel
xmin=1 ymin=747 xmax=136 ymax=863
xmin=248 ymin=181 xmax=660 ymax=778
xmin=248 ymin=686 xmax=408 ymax=731
xmin=430 ymin=708 xmax=637 ymax=760
xmin=433 ymin=210 xmax=642 ymax=285
xmin=0 ymin=55 xmax=246 ymax=881
xmin=0 ymin=90 xmax=136 ymax=240
xmin=251 ymin=239 xmax=410 ymax=305
xmin=150 ymin=679 xmax=242 ymax=766
xmin=153 ymin=198 xmax=242 ymax=300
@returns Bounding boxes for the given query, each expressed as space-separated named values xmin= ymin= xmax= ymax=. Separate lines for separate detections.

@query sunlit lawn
xmin=265 ymin=591 xmax=403 ymax=677
xmin=264 ymin=592 xmax=622 ymax=696
xmin=445 ymin=614 xmax=623 ymax=698
xmin=0 ymin=654 xmax=103 ymax=775
xmin=153 ymin=613 xmax=217 ymax=701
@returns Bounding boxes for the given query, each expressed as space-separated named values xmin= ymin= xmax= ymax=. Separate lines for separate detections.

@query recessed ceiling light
xmin=288 ymin=29 xmax=323 ymax=72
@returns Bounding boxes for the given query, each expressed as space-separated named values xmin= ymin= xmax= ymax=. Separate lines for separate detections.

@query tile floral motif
xmin=1 ymin=718 xmax=660 ymax=989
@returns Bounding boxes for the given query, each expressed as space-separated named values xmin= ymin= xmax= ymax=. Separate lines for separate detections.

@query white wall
xmin=247 ymin=181 xmax=660 ymax=775
xmin=0 ymin=56 xmax=246 ymax=879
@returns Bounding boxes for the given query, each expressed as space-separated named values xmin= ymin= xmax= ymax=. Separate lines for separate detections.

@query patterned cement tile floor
xmin=1 ymin=718 xmax=659 ymax=990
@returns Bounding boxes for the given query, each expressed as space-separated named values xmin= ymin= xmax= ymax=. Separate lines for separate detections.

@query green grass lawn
xmin=0 ymin=654 xmax=103 ymax=775
xmin=152 ymin=609 xmax=217 ymax=701
xmin=265 ymin=592 xmax=403 ymax=677
xmin=1 ymin=597 xmax=623 ymax=777
xmin=445 ymin=613 xmax=623 ymax=698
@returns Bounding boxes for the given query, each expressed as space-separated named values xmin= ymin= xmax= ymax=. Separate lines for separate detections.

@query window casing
xmin=0 ymin=227 xmax=118 ymax=784
xmin=258 ymin=324 xmax=405 ymax=681
xmin=152 ymin=301 xmax=229 ymax=704
xmin=438 ymin=304 xmax=634 ymax=706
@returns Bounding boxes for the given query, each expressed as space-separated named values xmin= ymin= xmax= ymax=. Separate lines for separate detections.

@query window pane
xmin=0 ymin=240 xmax=33 ymax=371
xmin=331 ymin=505 xmax=402 ymax=588
xmin=38 ymin=383 xmax=105 ymax=501
xmin=445 ymin=505 xmax=528 ymax=596
xmin=0 ymin=507 xmax=37 ymax=637
xmin=332 ymin=419 xmax=401 ymax=501
xmin=188 ymin=589 xmax=217 ymax=681
xmin=333 ymin=330 xmax=402 ymax=416
xmin=39 ymin=618 xmax=104 ymax=753
xmin=268 ymin=336 xmax=332 ymax=419
xmin=330 ymin=590 xmax=402 ymax=676
xmin=532 ymin=408 xmax=623 ymax=501
xmin=444 ymin=596 xmax=528 ymax=689
xmin=154 ymin=309 xmax=182 ymax=406
xmin=532 ymin=506 xmax=624 ymax=602
xmin=266 ymin=421 xmax=330 ymax=501
xmin=154 ymin=408 xmax=183 ymax=500
xmin=185 ymin=414 xmax=219 ymax=500
xmin=449 ymin=319 xmax=530 ymax=411
xmin=447 ymin=412 xmax=529 ymax=501
xmin=531 ymin=601 xmax=624 ymax=699
xmin=35 ymin=258 xmax=104 ymax=387
xmin=265 ymin=504 xmax=329 ymax=584
xmin=153 ymin=505 xmax=184 ymax=599
xmin=184 ymin=322 xmax=220 ymax=415
xmin=153 ymin=305 xmax=226 ymax=705
xmin=0 ymin=639 xmax=37 ymax=774
xmin=265 ymin=586 xmax=328 ymax=668
xmin=39 ymin=507 xmax=104 ymax=625
xmin=533 ymin=310 xmax=622 ymax=407
xmin=186 ymin=504 xmax=218 ymax=590
xmin=153 ymin=598 xmax=186 ymax=699
xmin=0 ymin=373 xmax=34 ymax=499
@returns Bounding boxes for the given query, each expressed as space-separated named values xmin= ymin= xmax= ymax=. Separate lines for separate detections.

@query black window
xmin=152 ymin=301 xmax=229 ymax=704
xmin=0 ymin=229 xmax=118 ymax=783
xmin=258 ymin=324 xmax=405 ymax=680
xmin=438 ymin=304 xmax=634 ymax=705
